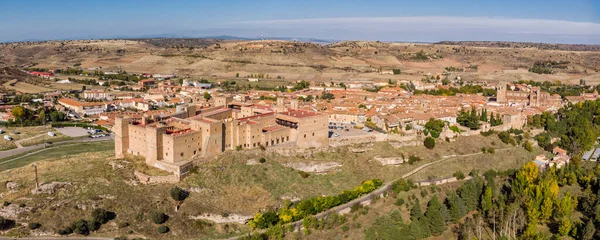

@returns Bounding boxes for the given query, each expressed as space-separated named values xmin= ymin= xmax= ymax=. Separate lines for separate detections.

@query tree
xmin=170 ymin=187 xmax=188 ymax=202
xmin=411 ymin=199 xmax=424 ymax=221
xmin=203 ymin=92 xmax=212 ymax=101
xmin=11 ymin=106 xmax=24 ymax=126
xmin=151 ymin=212 xmax=167 ymax=224
xmin=424 ymin=137 xmax=436 ymax=149
xmin=583 ymin=219 xmax=596 ymax=240
xmin=426 ymin=196 xmax=446 ymax=236
xmin=235 ymin=73 xmax=239 ymax=78
xmin=481 ymin=186 xmax=493 ymax=214
xmin=558 ymin=217 xmax=572 ymax=236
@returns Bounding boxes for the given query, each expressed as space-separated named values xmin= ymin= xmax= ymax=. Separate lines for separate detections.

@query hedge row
xmin=248 ymin=179 xmax=384 ymax=229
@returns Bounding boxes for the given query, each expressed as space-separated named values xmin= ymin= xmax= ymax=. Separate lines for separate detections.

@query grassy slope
xmin=0 ymin=134 xmax=536 ymax=239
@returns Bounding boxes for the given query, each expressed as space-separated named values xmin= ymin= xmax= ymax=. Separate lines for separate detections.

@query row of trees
xmin=457 ymin=107 xmax=503 ymax=130
xmin=248 ymin=179 xmax=383 ymax=229
xmin=8 ymin=106 xmax=67 ymax=127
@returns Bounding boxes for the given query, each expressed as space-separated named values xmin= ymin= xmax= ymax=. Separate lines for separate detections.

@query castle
xmin=113 ymin=96 xmax=329 ymax=177
xmin=496 ymin=82 xmax=562 ymax=107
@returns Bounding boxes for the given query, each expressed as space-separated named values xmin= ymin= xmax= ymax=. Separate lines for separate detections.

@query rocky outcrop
xmin=189 ymin=213 xmax=252 ymax=224
xmin=31 ymin=182 xmax=71 ymax=195
xmin=284 ymin=162 xmax=342 ymax=173
xmin=373 ymin=156 xmax=404 ymax=166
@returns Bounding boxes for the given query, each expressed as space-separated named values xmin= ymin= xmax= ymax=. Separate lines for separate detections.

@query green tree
xmin=424 ymin=137 xmax=435 ymax=149
xmin=425 ymin=196 xmax=446 ymax=236
xmin=203 ymin=92 xmax=212 ymax=101
xmin=410 ymin=199 xmax=423 ymax=221
xmin=481 ymin=186 xmax=493 ymax=214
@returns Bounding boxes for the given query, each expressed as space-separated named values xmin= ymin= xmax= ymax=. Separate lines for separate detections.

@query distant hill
xmin=436 ymin=41 xmax=600 ymax=52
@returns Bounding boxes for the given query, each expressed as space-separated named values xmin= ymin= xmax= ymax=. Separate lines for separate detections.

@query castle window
xmin=180 ymin=152 xmax=184 ymax=157
xmin=304 ymin=134 xmax=306 ymax=138
xmin=194 ymin=150 xmax=197 ymax=154
xmin=166 ymin=153 xmax=168 ymax=156
xmin=312 ymin=133 xmax=315 ymax=136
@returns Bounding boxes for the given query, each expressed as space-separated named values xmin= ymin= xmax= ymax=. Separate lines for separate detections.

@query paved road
xmin=228 ymin=147 xmax=514 ymax=239
xmin=0 ymin=135 xmax=113 ymax=159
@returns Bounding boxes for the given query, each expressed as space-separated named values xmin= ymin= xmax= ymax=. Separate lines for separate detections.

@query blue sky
xmin=1 ymin=0 xmax=600 ymax=43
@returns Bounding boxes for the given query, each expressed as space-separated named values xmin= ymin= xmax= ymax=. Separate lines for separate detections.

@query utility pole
xmin=32 ymin=164 xmax=39 ymax=189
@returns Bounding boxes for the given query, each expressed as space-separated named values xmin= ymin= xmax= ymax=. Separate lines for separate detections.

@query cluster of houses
xmin=533 ymin=147 xmax=571 ymax=171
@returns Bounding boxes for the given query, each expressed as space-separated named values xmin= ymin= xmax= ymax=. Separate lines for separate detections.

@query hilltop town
xmin=1 ymin=39 xmax=600 ymax=239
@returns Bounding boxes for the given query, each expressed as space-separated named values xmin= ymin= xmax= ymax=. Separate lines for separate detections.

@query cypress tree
xmin=411 ymin=199 xmax=424 ymax=221
xmin=426 ymin=196 xmax=446 ymax=236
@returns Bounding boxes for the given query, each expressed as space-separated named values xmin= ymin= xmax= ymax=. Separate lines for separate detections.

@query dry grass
xmin=2 ymin=80 xmax=53 ymax=93
xmin=0 ymin=134 xmax=545 ymax=239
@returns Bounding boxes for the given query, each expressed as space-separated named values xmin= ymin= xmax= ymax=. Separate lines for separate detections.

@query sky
xmin=1 ymin=0 xmax=600 ymax=43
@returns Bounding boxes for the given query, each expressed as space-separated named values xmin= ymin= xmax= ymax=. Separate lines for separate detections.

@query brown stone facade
xmin=114 ymin=101 xmax=329 ymax=176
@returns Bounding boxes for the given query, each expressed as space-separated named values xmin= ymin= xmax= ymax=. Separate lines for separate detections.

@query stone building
xmin=114 ymin=98 xmax=329 ymax=176
xmin=496 ymin=82 xmax=561 ymax=107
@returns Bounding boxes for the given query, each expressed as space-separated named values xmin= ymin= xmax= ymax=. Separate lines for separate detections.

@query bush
xmin=91 ymin=208 xmax=114 ymax=224
xmin=259 ymin=157 xmax=266 ymax=163
xmin=341 ymin=224 xmax=349 ymax=232
xmin=0 ymin=216 xmax=15 ymax=230
xmin=157 ymin=225 xmax=170 ymax=234
xmin=395 ymin=198 xmax=405 ymax=207
xmin=2 ymin=201 xmax=9 ymax=207
xmin=117 ymin=221 xmax=129 ymax=228
xmin=170 ymin=187 xmax=188 ymax=202
xmin=114 ymin=236 xmax=128 ymax=240
xmin=480 ymin=130 xmax=496 ymax=137
xmin=407 ymin=155 xmax=421 ymax=165
xmin=453 ymin=171 xmax=465 ymax=180
xmin=28 ymin=222 xmax=41 ymax=230
xmin=424 ymin=137 xmax=435 ymax=149
xmin=57 ymin=226 xmax=73 ymax=235
xmin=298 ymin=170 xmax=310 ymax=178
xmin=498 ymin=131 xmax=511 ymax=144
xmin=151 ymin=212 xmax=168 ymax=224
xmin=487 ymin=148 xmax=495 ymax=154
xmin=18 ymin=203 xmax=26 ymax=208
xmin=71 ymin=219 xmax=90 ymax=235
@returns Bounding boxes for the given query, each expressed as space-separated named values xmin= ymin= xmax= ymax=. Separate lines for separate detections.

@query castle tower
xmin=275 ymin=96 xmax=287 ymax=113
xmin=114 ymin=116 xmax=133 ymax=158
xmin=529 ymin=87 xmax=541 ymax=107
xmin=186 ymin=104 xmax=197 ymax=118
xmin=146 ymin=125 xmax=166 ymax=163
xmin=291 ymin=99 xmax=299 ymax=110
xmin=496 ymin=82 xmax=507 ymax=103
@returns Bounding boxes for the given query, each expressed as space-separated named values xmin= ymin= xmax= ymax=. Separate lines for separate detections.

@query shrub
xmin=498 ymin=131 xmax=511 ymax=144
xmin=407 ymin=155 xmax=421 ymax=165
xmin=259 ymin=157 xmax=266 ymax=163
xmin=453 ymin=171 xmax=465 ymax=180
xmin=424 ymin=137 xmax=435 ymax=149
xmin=57 ymin=226 xmax=73 ymax=235
xmin=0 ymin=216 xmax=15 ymax=230
xmin=480 ymin=130 xmax=496 ymax=137
xmin=481 ymin=147 xmax=487 ymax=153
xmin=18 ymin=203 xmax=26 ymax=208
xmin=89 ymin=219 xmax=102 ymax=231
xmin=157 ymin=225 xmax=170 ymax=234
xmin=151 ymin=212 xmax=167 ymax=224
xmin=117 ymin=222 xmax=129 ymax=228
xmin=298 ymin=170 xmax=310 ymax=178
xmin=91 ymin=208 xmax=114 ymax=224
xmin=487 ymin=148 xmax=495 ymax=154
xmin=430 ymin=130 xmax=440 ymax=138
xmin=2 ymin=201 xmax=9 ymax=207
xmin=71 ymin=219 xmax=90 ymax=235
xmin=170 ymin=187 xmax=188 ymax=202
xmin=341 ymin=224 xmax=349 ymax=232
xmin=395 ymin=198 xmax=405 ymax=207
xmin=28 ymin=222 xmax=41 ymax=230
xmin=114 ymin=236 xmax=128 ymax=240
xmin=236 ymin=145 xmax=243 ymax=151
